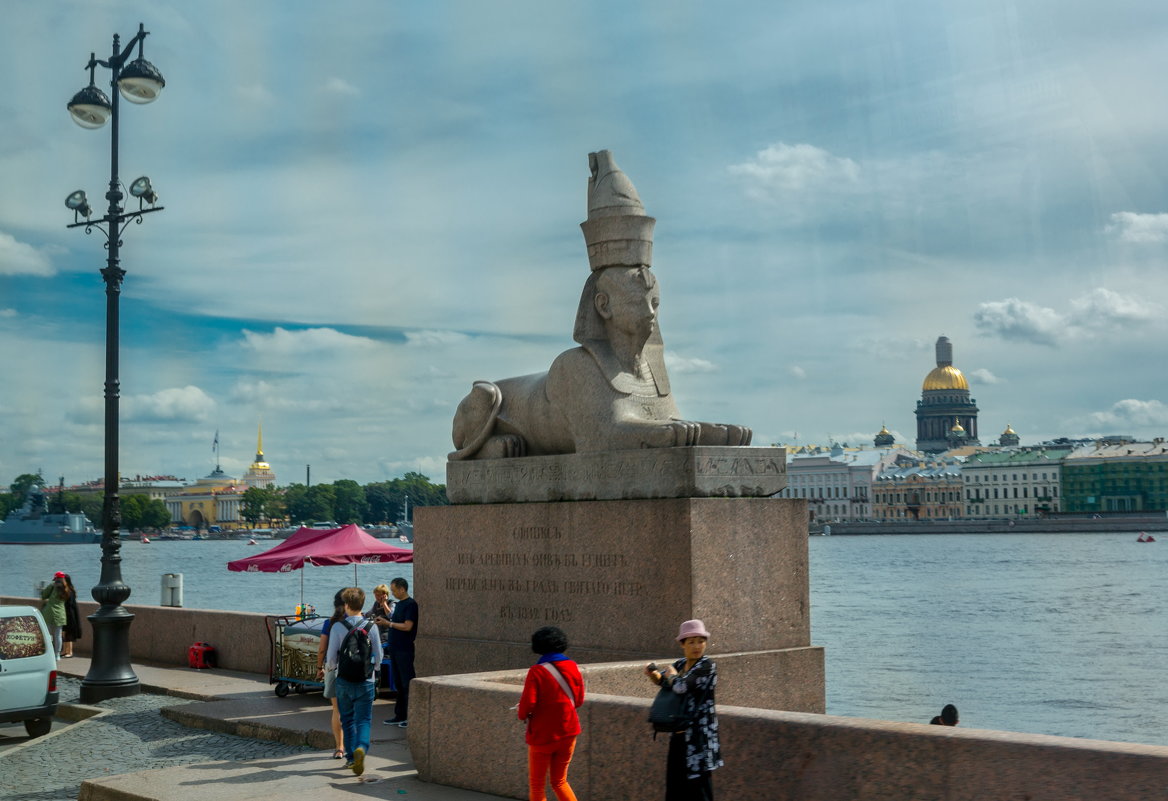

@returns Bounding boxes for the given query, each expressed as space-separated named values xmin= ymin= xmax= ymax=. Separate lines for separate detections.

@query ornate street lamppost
xmin=65 ymin=22 xmax=165 ymax=703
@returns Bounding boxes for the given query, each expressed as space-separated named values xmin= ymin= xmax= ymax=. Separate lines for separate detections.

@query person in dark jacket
xmin=930 ymin=703 xmax=959 ymax=726
xmin=645 ymin=619 xmax=722 ymax=801
xmin=59 ymin=573 xmax=81 ymax=657
xmin=517 ymin=626 xmax=585 ymax=801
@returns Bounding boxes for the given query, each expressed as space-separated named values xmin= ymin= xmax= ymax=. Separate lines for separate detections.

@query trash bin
xmin=161 ymin=573 xmax=184 ymax=607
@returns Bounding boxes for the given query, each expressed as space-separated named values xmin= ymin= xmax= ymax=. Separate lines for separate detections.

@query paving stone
xmin=3 ymin=677 xmax=312 ymax=801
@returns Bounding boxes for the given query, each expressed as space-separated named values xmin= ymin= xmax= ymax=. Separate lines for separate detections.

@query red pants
xmin=527 ymin=737 xmax=578 ymax=801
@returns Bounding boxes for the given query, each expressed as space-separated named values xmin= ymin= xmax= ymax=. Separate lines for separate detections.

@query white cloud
xmin=664 ymin=353 xmax=717 ymax=374
xmin=0 ymin=232 xmax=53 ymax=276
xmin=405 ymin=330 xmax=471 ymax=348
xmin=973 ymin=298 xmax=1064 ymax=346
xmin=1068 ymin=287 xmax=1158 ymax=329
xmin=1106 ymin=212 xmax=1168 ymax=243
xmin=788 ymin=365 xmax=807 ymax=380
xmin=323 ymin=77 xmax=361 ymax=97
xmin=1088 ymin=399 xmax=1168 ymax=428
xmin=74 ymin=386 xmax=217 ymax=425
xmin=240 ymin=327 xmax=381 ymax=356
xmin=974 ymin=289 xmax=1158 ymax=346
xmin=235 ymin=84 xmax=275 ymax=106
xmin=970 ymin=368 xmax=1003 ymax=384
xmin=0 ymin=308 xmax=16 ymax=318
xmin=727 ymin=142 xmax=860 ymax=199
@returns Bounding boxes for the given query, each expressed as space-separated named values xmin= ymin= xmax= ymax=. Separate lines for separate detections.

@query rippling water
xmin=3 ymin=532 xmax=1165 ymax=745
xmin=809 ymin=532 xmax=1168 ymax=745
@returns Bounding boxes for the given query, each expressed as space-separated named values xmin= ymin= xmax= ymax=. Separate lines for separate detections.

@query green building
xmin=1061 ymin=441 xmax=1168 ymax=513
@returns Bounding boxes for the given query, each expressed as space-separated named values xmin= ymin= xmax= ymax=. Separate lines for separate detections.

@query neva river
xmin=3 ymin=533 xmax=1165 ymax=746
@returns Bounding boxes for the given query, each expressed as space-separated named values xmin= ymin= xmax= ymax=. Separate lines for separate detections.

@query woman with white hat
xmin=644 ymin=619 xmax=722 ymax=800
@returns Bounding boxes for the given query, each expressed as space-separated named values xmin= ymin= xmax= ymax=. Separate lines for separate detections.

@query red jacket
xmin=517 ymin=658 xmax=585 ymax=745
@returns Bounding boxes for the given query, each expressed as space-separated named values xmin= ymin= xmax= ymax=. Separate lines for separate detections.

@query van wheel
xmin=24 ymin=718 xmax=52 ymax=738
xmin=275 ymin=681 xmax=290 ymax=697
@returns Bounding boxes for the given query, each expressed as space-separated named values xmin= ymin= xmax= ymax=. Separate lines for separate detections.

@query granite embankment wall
xmin=413 ymin=666 xmax=1168 ymax=801
xmin=817 ymin=515 xmax=1168 ymax=535
xmin=7 ymin=598 xmax=1168 ymax=799
xmin=1 ymin=596 xmax=272 ymax=674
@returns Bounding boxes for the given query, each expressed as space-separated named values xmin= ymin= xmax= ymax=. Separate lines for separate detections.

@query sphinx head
xmin=574 ymin=266 xmax=662 ymax=347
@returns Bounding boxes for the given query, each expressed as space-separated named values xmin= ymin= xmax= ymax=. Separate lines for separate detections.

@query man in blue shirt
xmin=326 ymin=586 xmax=383 ymax=775
xmin=383 ymin=577 xmax=418 ymax=727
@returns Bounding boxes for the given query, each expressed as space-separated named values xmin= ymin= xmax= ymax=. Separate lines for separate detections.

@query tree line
xmin=0 ymin=471 xmax=448 ymax=531
xmin=242 ymin=472 xmax=448 ymax=526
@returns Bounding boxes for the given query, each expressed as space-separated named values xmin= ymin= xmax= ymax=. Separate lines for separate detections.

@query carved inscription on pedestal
xmin=442 ymin=526 xmax=647 ymax=625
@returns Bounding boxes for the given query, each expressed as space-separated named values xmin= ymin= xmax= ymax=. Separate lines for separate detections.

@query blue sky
xmin=2 ymin=1 xmax=1168 ymax=486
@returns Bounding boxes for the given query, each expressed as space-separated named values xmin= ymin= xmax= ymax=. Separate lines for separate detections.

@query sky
xmin=2 ymin=0 xmax=1168 ymax=487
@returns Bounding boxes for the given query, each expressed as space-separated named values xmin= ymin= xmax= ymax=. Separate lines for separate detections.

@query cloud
xmin=1088 ymin=399 xmax=1168 ymax=428
xmin=974 ymin=289 xmax=1159 ymax=346
xmin=973 ymin=298 xmax=1064 ymax=346
xmin=235 ymin=84 xmax=275 ymax=106
xmin=727 ymin=142 xmax=860 ymax=200
xmin=404 ymin=330 xmax=471 ymax=347
xmin=1106 ymin=212 xmax=1168 ymax=243
xmin=0 ymin=232 xmax=53 ymax=276
xmin=240 ymin=327 xmax=381 ymax=356
xmin=70 ymin=386 xmax=217 ymax=425
xmin=970 ymin=368 xmax=1003 ymax=384
xmin=1068 ymin=288 xmax=1158 ymax=330
xmin=323 ymin=77 xmax=361 ymax=97
xmin=664 ymin=353 xmax=717 ymax=374
xmin=788 ymin=365 xmax=806 ymax=380
xmin=0 ymin=308 xmax=16 ymax=318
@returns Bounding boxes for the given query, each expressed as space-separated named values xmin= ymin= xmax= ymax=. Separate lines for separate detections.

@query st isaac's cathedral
xmin=915 ymin=336 xmax=980 ymax=452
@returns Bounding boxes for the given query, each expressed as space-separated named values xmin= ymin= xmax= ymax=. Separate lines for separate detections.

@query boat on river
xmin=0 ymin=484 xmax=99 ymax=545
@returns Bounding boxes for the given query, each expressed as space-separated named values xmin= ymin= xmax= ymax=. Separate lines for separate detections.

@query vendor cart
xmin=266 ymin=614 xmax=325 ymax=697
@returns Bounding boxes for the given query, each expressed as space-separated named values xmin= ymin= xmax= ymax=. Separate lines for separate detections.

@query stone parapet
xmin=1 ymin=596 xmax=273 ymax=674
xmin=412 ymin=664 xmax=1168 ymax=801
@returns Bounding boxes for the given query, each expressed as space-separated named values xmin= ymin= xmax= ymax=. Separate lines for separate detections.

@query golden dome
xmin=950 ymin=419 xmax=965 ymax=433
xmin=1003 ymin=424 xmax=1016 ymax=435
xmin=922 ymin=365 xmax=969 ymax=391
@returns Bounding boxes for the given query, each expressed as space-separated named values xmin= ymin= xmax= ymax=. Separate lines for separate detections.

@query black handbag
xmin=648 ymin=681 xmax=689 ymax=735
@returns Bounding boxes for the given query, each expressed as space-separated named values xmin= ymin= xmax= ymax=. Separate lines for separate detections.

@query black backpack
xmin=337 ymin=618 xmax=376 ymax=683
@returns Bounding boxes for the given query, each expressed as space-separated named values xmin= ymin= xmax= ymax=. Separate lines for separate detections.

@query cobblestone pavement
xmin=5 ymin=677 xmax=314 ymax=801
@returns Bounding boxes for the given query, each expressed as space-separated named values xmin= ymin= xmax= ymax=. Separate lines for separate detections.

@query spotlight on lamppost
xmin=65 ymin=22 xmax=165 ymax=704
xmin=65 ymin=190 xmax=92 ymax=221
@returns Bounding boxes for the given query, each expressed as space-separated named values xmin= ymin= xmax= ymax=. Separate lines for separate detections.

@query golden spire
xmin=256 ymin=422 xmax=264 ymax=460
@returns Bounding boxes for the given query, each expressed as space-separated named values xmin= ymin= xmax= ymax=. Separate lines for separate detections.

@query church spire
xmin=255 ymin=422 xmax=264 ymax=462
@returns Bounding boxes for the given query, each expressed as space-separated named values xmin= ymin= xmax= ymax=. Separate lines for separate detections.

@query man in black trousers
xmin=382 ymin=577 xmax=418 ymax=727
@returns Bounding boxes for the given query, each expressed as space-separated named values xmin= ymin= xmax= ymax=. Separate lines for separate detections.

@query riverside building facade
xmin=962 ymin=448 xmax=1064 ymax=518
xmin=780 ymin=445 xmax=922 ymax=522
xmin=872 ymin=459 xmax=964 ymax=520
xmin=1061 ymin=439 xmax=1168 ymax=513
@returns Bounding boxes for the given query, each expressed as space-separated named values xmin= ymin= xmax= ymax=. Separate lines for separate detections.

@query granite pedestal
xmin=414 ymin=494 xmax=824 ymax=712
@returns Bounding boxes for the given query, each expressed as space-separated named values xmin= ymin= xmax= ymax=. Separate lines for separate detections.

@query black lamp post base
xmin=79 ymin=607 xmax=140 ymax=703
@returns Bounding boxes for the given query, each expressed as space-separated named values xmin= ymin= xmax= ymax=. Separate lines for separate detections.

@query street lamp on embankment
xmin=65 ymin=22 xmax=166 ymax=704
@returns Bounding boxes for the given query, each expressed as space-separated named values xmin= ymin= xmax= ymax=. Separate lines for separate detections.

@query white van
xmin=0 ymin=605 xmax=59 ymax=737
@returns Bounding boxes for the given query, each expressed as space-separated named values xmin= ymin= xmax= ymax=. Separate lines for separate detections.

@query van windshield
xmin=0 ymin=616 xmax=47 ymax=659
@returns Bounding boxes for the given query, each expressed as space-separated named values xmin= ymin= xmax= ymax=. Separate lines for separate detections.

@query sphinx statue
xmin=449 ymin=150 xmax=752 ymax=460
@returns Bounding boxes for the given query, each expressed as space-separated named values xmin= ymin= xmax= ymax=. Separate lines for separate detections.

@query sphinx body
xmin=448 ymin=151 xmax=752 ymax=461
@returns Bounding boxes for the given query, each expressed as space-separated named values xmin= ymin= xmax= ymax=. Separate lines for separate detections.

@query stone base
xmin=446 ymin=446 xmax=787 ymax=504
xmin=414 ymin=497 xmax=815 ymax=682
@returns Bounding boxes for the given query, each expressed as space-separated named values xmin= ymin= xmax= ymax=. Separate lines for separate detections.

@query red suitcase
xmin=188 ymin=642 xmax=217 ymax=669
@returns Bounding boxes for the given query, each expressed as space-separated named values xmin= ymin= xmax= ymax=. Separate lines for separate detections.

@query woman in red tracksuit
xmin=517 ymin=626 xmax=585 ymax=801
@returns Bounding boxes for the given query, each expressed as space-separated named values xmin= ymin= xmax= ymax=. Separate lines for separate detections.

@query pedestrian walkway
xmin=3 ymin=658 xmax=509 ymax=801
